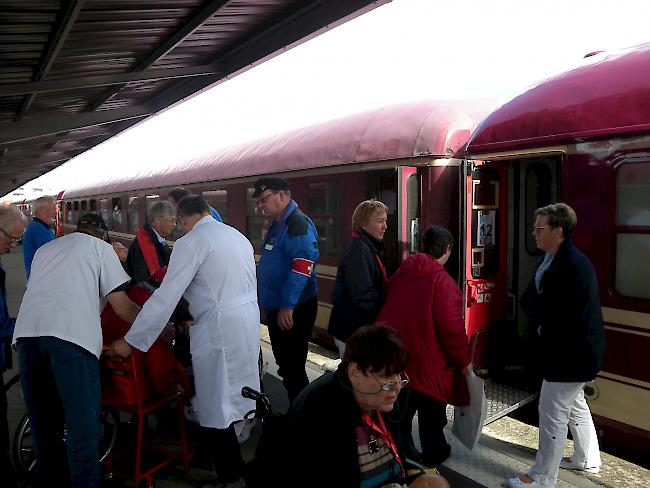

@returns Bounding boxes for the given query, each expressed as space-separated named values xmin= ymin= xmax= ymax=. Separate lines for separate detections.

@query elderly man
xmin=112 ymin=195 xmax=260 ymax=487
xmin=254 ymin=177 xmax=319 ymax=402
xmin=125 ymin=200 xmax=176 ymax=284
xmin=22 ymin=196 xmax=56 ymax=279
xmin=0 ymin=206 xmax=26 ymax=486
xmin=13 ymin=213 xmax=140 ymax=488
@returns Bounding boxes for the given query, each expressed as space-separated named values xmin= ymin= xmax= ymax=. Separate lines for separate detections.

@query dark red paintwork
xmin=467 ymin=43 xmax=650 ymax=154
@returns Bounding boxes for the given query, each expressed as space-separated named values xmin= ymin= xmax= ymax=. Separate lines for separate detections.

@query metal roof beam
xmin=0 ymin=106 xmax=151 ymax=146
xmin=0 ymin=65 xmax=219 ymax=96
xmin=87 ymin=0 xmax=232 ymax=111
xmin=149 ymin=0 xmax=386 ymax=111
xmin=15 ymin=0 xmax=86 ymax=121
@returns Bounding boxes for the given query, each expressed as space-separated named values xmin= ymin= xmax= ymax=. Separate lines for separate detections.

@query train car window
xmin=65 ymin=202 xmax=72 ymax=223
xmin=246 ymin=187 xmax=270 ymax=253
xmin=308 ymin=181 xmax=341 ymax=257
xmin=127 ymin=196 xmax=139 ymax=234
xmin=80 ymin=200 xmax=88 ymax=212
xmin=72 ymin=200 xmax=79 ymax=224
xmin=406 ymin=173 xmax=420 ymax=253
xmin=614 ymin=161 xmax=650 ymax=300
xmin=145 ymin=194 xmax=160 ymax=223
xmin=202 ymin=190 xmax=228 ymax=221
xmin=525 ymin=163 xmax=553 ymax=254
xmin=89 ymin=199 xmax=97 ymax=212
xmin=111 ymin=197 xmax=122 ymax=231
xmin=99 ymin=199 xmax=109 ymax=226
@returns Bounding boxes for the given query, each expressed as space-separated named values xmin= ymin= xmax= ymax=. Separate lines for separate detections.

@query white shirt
xmin=13 ymin=232 xmax=131 ymax=358
xmin=125 ymin=216 xmax=261 ymax=428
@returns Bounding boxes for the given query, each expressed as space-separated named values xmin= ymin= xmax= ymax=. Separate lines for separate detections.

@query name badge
xmin=265 ymin=244 xmax=274 ymax=250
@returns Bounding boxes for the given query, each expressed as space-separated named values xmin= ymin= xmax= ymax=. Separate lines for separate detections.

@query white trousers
xmin=528 ymin=380 xmax=601 ymax=487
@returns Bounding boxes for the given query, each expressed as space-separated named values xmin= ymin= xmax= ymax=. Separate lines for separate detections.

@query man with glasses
xmin=13 ymin=213 xmax=140 ymax=488
xmin=378 ymin=225 xmax=472 ymax=467
xmin=508 ymin=203 xmax=604 ymax=488
xmin=0 ymin=206 xmax=26 ymax=486
xmin=125 ymin=200 xmax=176 ymax=285
xmin=253 ymin=177 xmax=319 ymax=402
xmin=22 ymin=196 xmax=56 ymax=280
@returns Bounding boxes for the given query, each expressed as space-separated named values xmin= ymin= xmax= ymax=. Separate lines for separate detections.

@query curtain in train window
xmin=308 ymin=181 xmax=341 ymax=257
xmin=246 ymin=188 xmax=270 ymax=253
xmin=111 ymin=198 xmax=122 ymax=231
xmin=615 ymin=161 xmax=650 ymax=300
xmin=99 ymin=199 xmax=109 ymax=226
xmin=127 ymin=196 xmax=139 ymax=234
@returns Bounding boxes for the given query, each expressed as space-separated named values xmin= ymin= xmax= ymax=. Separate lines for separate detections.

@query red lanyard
xmin=351 ymin=232 xmax=388 ymax=287
xmin=362 ymin=411 xmax=404 ymax=475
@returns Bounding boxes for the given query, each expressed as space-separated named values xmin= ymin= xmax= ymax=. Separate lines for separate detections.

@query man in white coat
xmin=111 ymin=195 xmax=260 ymax=486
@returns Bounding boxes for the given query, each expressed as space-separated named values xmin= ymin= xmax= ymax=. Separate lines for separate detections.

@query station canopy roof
xmin=0 ymin=0 xmax=388 ymax=196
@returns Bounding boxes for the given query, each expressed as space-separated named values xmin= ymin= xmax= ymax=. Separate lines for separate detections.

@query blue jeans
xmin=16 ymin=337 xmax=102 ymax=488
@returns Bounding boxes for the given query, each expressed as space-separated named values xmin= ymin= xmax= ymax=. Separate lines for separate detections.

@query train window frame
xmin=111 ymin=197 xmax=123 ymax=232
xmin=612 ymin=159 xmax=650 ymax=301
xmin=127 ymin=195 xmax=139 ymax=234
xmin=202 ymin=189 xmax=228 ymax=221
xmin=307 ymin=179 xmax=342 ymax=258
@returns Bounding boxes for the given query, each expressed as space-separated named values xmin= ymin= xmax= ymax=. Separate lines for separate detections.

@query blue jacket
xmin=257 ymin=200 xmax=319 ymax=310
xmin=23 ymin=218 xmax=55 ymax=279
xmin=210 ymin=206 xmax=223 ymax=223
xmin=0 ymin=264 xmax=14 ymax=372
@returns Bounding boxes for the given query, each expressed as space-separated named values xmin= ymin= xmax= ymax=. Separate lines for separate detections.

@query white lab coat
xmin=125 ymin=216 xmax=261 ymax=429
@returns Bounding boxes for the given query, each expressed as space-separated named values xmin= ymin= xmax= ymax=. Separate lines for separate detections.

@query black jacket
xmin=328 ymin=231 xmax=386 ymax=342
xmin=125 ymin=224 xmax=171 ymax=285
xmin=520 ymin=236 xmax=605 ymax=382
xmin=285 ymin=366 xmax=406 ymax=487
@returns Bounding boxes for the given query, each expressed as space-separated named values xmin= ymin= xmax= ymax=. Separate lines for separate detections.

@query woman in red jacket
xmin=378 ymin=226 xmax=471 ymax=467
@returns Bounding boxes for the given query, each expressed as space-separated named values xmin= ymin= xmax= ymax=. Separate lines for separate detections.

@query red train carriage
xmin=465 ymin=43 xmax=650 ymax=459
xmin=59 ymin=100 xmax=492 ymax=351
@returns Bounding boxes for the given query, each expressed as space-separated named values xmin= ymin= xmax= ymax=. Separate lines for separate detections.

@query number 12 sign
xmin=477 ymin=210 xmax=495 ymax=247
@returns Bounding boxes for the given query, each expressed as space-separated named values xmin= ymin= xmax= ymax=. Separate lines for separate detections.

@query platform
xmin=3 ymin=246 xmax=649 ymax=488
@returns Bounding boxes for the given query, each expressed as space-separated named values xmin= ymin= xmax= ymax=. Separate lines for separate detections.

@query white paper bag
xmin=451 ymin=371 xmax=487 ymax=451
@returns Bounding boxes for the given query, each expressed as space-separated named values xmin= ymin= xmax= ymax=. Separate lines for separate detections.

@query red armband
xmin=292 ymin=258 xmax=314 ymax=278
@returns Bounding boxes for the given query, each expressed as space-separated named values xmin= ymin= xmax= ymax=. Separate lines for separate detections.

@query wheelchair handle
xmin=241 ymin=386 xmax=262 ymax=401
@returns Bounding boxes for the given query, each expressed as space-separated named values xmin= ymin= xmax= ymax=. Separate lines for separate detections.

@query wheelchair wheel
xmin=10 ymin=407 xmax=120 ymax=480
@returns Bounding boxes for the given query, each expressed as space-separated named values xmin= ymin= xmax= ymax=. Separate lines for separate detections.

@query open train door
xmin=461 ymin=159 xmax=539 ymax=423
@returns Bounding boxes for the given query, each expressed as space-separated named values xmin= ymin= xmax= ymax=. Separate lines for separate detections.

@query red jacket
xmin=101 ymin=279 xmax=190 ymax=398
xmin=377 ymin=253 xmax=470 ymax=406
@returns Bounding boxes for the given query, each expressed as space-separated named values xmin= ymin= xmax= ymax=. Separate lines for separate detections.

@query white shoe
xmin=506 ymin=476 xmax=543 ymax=488
xmin=560 ymin=457 xmax=600 ymax=474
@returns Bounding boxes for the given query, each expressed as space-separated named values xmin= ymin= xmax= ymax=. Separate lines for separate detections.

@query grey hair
xmin=33 ymin=196 xmax=55 ymax=213
xmin=147 ymin=200 xmax=174 ymax=222
xmin=0 ymin=206 xmax=26 ymax=229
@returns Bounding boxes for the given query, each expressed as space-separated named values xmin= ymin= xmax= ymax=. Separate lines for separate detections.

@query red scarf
xmin=136 ymin=226 xmax=161 ymax=276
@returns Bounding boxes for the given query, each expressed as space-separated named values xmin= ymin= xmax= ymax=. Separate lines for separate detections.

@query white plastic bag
xmin=451 ymin=371 xmax=487 ymax=451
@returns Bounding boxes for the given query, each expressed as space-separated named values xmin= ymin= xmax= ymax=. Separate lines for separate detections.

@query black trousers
xmin=399 ymin=388 xmax=451 ymax=467
xmin=199 ymin=424 xmax=245 ymax=482
xmin=266 ymin=297 xmax=317 ymax=403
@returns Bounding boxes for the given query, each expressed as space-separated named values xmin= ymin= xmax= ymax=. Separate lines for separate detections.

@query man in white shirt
xmin=13 ymin=213 xmax=139 ymax=488
xmin=111 ymin=195 xmax=261 ymax=486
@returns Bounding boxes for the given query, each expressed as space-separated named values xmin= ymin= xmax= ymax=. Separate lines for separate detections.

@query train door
xmin=511 ymin=158 xmax=560 ymax=340
xmin=463 ymin=162 xmax=508 ymax=371
xmin=364 ymin=167 xmax=420 ymax=275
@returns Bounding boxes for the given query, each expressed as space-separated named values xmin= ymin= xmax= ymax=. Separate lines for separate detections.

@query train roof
xmin=63 ymin=100 xmax=491 ymax=199
xmin=467 ymin=43 xmax=650 ymax=155
xmin=0 ymin=1 xmax=388 ymax=196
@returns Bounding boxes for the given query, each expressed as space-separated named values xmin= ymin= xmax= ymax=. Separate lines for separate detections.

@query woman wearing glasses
xmin=378 ymin=226 xmax=472 ymax=468
xmin=285 ymin=323 xmax=449 ymax=488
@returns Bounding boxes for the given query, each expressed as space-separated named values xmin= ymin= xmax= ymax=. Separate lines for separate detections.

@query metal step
xmin=445 ymin=378 xmax=538 ymax=425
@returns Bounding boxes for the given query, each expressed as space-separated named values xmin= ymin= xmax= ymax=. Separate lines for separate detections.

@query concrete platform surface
xmin=2 ymin=246 xmax=649 ymax=488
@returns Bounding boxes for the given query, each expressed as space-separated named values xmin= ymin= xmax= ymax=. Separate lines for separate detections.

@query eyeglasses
xmin=371 ymin=372 xmax=410 ymax=392
xmin=531 ymin=226 xmax=546 ymax=233
xmin=0 ymin=226 xmax=23 ymax=243
xmin=255 ymin=192 xmax=276 ymax=207
xmin=162 ymin=216 xmax=177 ymax=224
